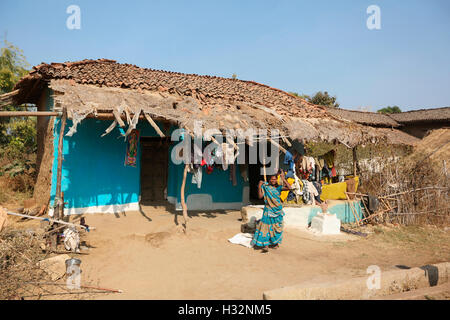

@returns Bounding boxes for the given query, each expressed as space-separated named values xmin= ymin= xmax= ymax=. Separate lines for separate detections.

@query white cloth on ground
xmin=228 ymin=233 xmax=254 ymax=248
xmin=63 ymin=227 xmax=80 ymax=253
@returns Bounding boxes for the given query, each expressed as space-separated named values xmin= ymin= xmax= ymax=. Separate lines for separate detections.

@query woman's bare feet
xmin=261 ymin=246 xmax=269 ymax=253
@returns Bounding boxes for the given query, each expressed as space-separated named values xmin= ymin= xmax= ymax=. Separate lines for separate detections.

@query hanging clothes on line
xmin=190 ymin=164 xmax=203 ymax=189
xmin=283 ymin=150 xmax=295 ymax=178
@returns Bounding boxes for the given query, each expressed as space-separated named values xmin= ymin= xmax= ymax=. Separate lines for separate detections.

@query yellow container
xmin=320 ymin=176 xmax=359 ymax=201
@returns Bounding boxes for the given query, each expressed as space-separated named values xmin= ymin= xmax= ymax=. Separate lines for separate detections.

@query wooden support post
xmin=352 ymin=146 xmax=358 ymax=177
xmin=144 ymin=113 xmax=165 ymax=138
xmin=54 ymin=108 xmax=67 ymax=220
xmin=180 ymin=164 xmax=189 ymax=232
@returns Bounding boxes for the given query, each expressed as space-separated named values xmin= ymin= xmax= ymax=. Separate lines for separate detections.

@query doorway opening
xmin=140 ymin=137 xmax=170 ymax=204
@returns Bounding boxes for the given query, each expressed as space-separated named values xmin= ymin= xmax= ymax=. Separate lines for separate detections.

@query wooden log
xmin=101 ymin=120 xmax=118 ymax=137
xmin=281 ymin=135 xmax=292 ymax=148
xmin=144 ymin=113 xmax=165 ymax=138
xmin=6 ymin=211 xmax=93 ymax=231
xmin=112 ymin=110 xmax=125 ymax=128
xmin=180 ymin=164 xmax=189 ymax=231
xmin=0 ymin=89 xmax=19 ymax=100
xmin=54 ymin=108 xmax=67 ymax=220
xmin=124 ymin=108 xmax=131 ymax=125
xmin=268 ymin=137 xmax=287 ymax=154
xmin=0 ymin=111 xmax=60 ymax=117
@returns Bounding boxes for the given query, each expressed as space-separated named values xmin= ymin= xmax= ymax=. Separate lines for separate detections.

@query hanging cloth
xmin=124 ymin=129 xmax=139 ymax=167
xmin=191 ymin=165 xmax=203 ymax=188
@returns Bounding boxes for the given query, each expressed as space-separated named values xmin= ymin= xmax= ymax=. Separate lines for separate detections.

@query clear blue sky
xmin=1 ymin=0 xmax=449 ymax=111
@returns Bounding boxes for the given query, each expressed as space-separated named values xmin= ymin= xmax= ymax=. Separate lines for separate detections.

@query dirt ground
xmin=4 ymin=205 xmax=449 ymax=300
xmin=70 ymin=205 xmax=450 ymax=300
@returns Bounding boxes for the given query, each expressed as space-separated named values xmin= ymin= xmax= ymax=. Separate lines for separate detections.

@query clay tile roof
xmin=387 ymin=107 xmax=450 ymax=124
xmin=8 ymin=59 xmax=421 ymax=146
xmin=326 ymin=107 xmax=400 ymax=127
xmin=14 ymin=58 xmax=326 ymax=119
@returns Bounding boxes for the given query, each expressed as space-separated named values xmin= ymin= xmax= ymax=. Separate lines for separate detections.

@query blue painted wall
xmin=50 ymin=118 xmax=141 ymax=209
xmin=49 ymin=110 xmax=246 ymax=211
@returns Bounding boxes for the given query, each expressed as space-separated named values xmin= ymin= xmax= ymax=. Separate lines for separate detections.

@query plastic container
xmin=65 ymin=258 xmax=81 ymax=269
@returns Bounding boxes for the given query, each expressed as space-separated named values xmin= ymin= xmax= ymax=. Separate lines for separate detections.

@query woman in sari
xmin=251 ymin=169 xmax=291 ymax=253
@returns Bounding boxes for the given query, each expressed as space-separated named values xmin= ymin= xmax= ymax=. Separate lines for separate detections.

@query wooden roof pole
xmin=54 ymin=108 xmax=67 ymax=220
xmin=268 ymin=137 xmax=287 ymax=154
xmin=0 ymin=111 xmax=59 ymax=117
xmin=112 ymin=110 xmax=125 ymax=127
xmin=144 ymin=113 xmax=165 ymax=138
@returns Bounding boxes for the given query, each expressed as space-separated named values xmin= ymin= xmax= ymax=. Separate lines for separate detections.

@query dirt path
xmin=70 ymin=206 xmax=449 ymax=300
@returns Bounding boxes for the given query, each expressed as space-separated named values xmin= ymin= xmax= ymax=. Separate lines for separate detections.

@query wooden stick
xmin=23 ymin=282 xmax=122 ymax=293
xmin=345 ymin=192 xmax=360 ymax=226
xmin=0 ymin=111 xmax=60 ymax=117
xmin=180 ymin=164 xmax=189 ymax=231
xmin=281 ymin=135 xmax=292 ymax=147
xmin=6 ymin=211 xmax=93 ymax=231
xmin=0 ymin=89 xmax=20 ymax=100
xmin=144 ymin=113 xmax=165 ymax=138
xmin=359 ymin=206 xmax=397 ymax=223
xmin=384 ymin=186 xmax=448 ymax=198
xmin=79 ymin=284 xmax=123 ymax=293
xmin=112 ymin=110 xmax=125 ymax=127
xmin=268 ymin=137 xmax=287 ymax=154
xmin=359 ymin=195 xmax=370 ymax=219
xmin=54 ymin=108 xmax=67 ymax=220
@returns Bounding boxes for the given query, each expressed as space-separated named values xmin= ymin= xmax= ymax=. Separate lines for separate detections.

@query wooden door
xmin=140 ymin=138 xmax=170 ymax=203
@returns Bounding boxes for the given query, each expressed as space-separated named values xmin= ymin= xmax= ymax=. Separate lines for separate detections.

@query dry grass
xmin=0 ymin=224 xmax=111 ymax=300
xmin=0 ymin=227 xmax=51 ymax=299
xmin=369 ymin=225 xmax=450 ymax=251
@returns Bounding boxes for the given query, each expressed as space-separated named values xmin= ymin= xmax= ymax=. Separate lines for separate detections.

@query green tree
xmin=377 ymin=106 xmax=402 ymax=114
xmin=288 ymin=92 xmax=312 ymax=101
xmin=308 ymin=91 xmax=339 ymax=108
xmin=0 ymin=40 xmax=34 ymax=159
xmin=290 ymin=91 xmax=339 ymax=108
xmin=0 ymin=40 xmax=29 ymax=94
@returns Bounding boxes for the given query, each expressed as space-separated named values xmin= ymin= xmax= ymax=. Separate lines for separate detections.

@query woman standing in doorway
xmin=251 ymin=169 xmax=291 ymax=253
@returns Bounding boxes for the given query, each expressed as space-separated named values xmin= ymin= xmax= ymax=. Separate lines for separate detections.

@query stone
xmin=37 ymin=254 xmax=71 ymax=281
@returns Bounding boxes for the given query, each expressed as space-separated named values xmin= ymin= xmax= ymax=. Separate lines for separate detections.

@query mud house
xmin=1 ymin=59 xmax=418 ymax=219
